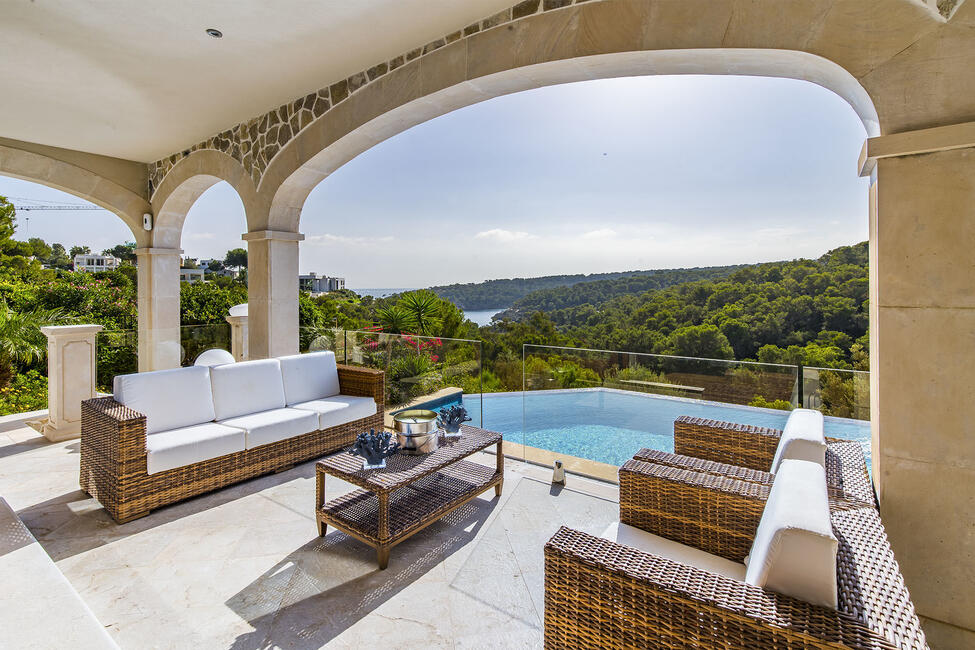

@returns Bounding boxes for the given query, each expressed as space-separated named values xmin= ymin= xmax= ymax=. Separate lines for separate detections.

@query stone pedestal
xmin=243 ymin=230 xmax=303 ymax=359
xmin=33 ymin=325 xmax=103 ymax=442
xmin=226 ymin=304 xmax=249 ymax=361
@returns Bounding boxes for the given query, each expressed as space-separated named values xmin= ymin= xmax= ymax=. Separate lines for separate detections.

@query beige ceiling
xmin=1 ymin=0 xmax=515 ymax=163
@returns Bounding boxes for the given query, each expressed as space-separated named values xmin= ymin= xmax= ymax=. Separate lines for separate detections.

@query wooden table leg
xmin=495 ymin=441 xmax=504 ymax=496
xmin=316 ymin=467 xmax=327 ymax=537
xmin=377 ymin=491 xmax=390 ymax=570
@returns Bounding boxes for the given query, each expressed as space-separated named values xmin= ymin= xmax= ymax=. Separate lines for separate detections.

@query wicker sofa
xmin=80 ymin=351 xmax=383 ymax=523
xmin=544 ymin=412 xmax=927 ymax=649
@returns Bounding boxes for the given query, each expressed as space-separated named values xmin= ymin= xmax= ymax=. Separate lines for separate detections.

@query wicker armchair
xmin=632 ymin=415 xmax=877 ymax=509
xmin=80 ymin=364 xmax=383 ymax=523
xmin=544 ymin=459 xmax=928 ymax=649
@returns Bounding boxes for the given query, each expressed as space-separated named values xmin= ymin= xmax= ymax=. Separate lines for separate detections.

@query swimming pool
xmin=435 ymin=388 xmax=871 ymax=469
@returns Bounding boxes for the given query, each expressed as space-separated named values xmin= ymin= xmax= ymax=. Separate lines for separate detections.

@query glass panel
xmin=298 ymin=329 xmax=483 ymax=426
xmin=802 ymin=366 xmax=870 ymax=422
xmin=180 ymin=323 xmax=232 ymax=367
xmin=96 ymin=329 xmax=138 ymax=392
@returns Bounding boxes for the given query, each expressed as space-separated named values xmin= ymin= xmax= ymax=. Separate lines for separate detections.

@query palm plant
xmin=377 ymin=305 xmax=417 ymax=334
xmin=399 ymin=291 xmax=442 ymax=336
xmin=0 ymin=301 xmax=69 ymax=388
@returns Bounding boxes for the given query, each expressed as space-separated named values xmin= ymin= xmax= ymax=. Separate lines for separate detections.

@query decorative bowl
xmin=393 ymin=409 xmax=440 ymax=455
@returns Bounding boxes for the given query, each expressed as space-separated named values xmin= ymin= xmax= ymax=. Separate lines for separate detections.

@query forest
xmin=429 ymin=263 xmax=745 ymax=310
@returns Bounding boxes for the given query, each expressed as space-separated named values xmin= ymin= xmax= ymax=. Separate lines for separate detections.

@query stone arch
xmin=263 ymin=47 xmax=880 ymax=231
xmin=0 ymin=142 xmax=149 ymax=243
xmin=150 ymin=149 xmax=265 ymax=249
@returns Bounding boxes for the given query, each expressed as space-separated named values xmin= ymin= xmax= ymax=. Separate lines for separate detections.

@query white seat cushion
xmin=113 ymin=366 xmax=216 ymax=435
xmin=209 ymin=358 xmax=287 ymax=420
xmin=291 ymin=395 xmax=377 ymax=430
xmin=278 ymin=351 xmax=341 ymax=405
xmin=146 ymin=423 xmax=246 ymax=475
xmin=745 ymin=459 xmax=838 ymax=609
xmin=600 ymin=522 xmax=746 ymax=581
xmin=219 ymin=408 xmax=319 ymax=449
xmin=771 ymin=408 xmax=826 ymax=472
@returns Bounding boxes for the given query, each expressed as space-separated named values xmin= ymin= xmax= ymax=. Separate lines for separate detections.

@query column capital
xmin=40 ymin=324 xmax=103 ymax=338
xmin=134 ymin=247 xmax=183 ymax=256
xmin=860 ymin=120 xmax=975 ymax=176
xmin=241 ymin=230 xmax=305 ymax=243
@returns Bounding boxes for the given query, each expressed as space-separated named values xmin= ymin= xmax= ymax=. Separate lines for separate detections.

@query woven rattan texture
xmin=317 ymin=425 xmax=501 ymax=494
xmin=321 ymin=460 xmax=497 ymax=545
xmin=674 ymin=415 xmax=781 ymax=470
xmin=80 ymin=365 xmax=384 ymax=523
xmin=634 ymin=439 xmax=877 ymax=510
xmin=544 ymin=516 xmax=926 ymax=649
xmin=619 ymin=459 xmax=768 ymax=563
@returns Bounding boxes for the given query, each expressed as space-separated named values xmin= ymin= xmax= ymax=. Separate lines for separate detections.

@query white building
xmin=73 ymin=254 xmax=121 ymax=272
xmin=179 ymin=268 xmax=205 ymax=283
xmin=199 ymin=259 xmax=238 ymax=278
xmin=299 ymin=273 xmax=345 ymax=295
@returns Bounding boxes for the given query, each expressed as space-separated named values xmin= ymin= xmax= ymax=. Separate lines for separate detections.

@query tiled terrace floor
xmin=0 ymin=413 xmax=618 ymax=649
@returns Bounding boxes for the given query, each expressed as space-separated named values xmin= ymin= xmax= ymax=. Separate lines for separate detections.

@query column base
xmin=25 ymin=416 xmax=81 ymax=442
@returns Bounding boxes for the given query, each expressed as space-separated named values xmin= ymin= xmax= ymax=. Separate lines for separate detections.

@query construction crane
xmin=7 ymin=196 xmax=103 ymax=237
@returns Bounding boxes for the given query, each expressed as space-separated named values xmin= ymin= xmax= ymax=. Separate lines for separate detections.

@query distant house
xmin=299 ymin=273 xmax=345 ymax=296
xmin=179 ymin=268 xmax=205 ymax=283
xmin=199 ymin=259 xmax=238 ymax=278
xmin=73 ymin=254 xmax=121 ymax=272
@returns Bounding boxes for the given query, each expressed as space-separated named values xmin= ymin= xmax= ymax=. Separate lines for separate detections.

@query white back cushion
xmin=209 ymin=358 xmax=286 ymax=420
xmin=771 ymin=408 xmax=826 ymax=472
xmin=113 ymin=366 xmax=215 ymax=435
xmin=745 ymin=459 xmax=838 ymax=609
xmin=278 ymin=352 xmax=340 ymax=405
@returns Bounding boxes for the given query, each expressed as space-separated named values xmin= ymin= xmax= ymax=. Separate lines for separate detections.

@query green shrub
xmin=0 ymin=370 xmax=48 ymax=415
xmin=748 ymin=395 xmax=794 ymax=411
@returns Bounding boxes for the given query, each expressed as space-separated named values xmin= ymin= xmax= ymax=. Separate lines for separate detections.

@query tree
xmin=28 ymin=237 xmax=52 ymax=262
xmin=205 ymin=259 xmax=225 ymax=273
xmin=182 ymin=258 xmax=199 ymax=269
xmin=0 ymin=301 xmax=68 ymax=388
xmin=102 ymin=242 xmax=137 ymax=262
xmin=377 ymin=305 xmax=416 ymax=334
xmin=69 ymin=245 xmax=90 ymax=258
xmin=657 ymin=324 xmax=734 ymax=360
xmin=398 ymin=291 xmax=442 ymax=336
xmin=0 ymin=195 xmax=15 ymax=241
xmin=49 ymin=243 xmax=72 ymax=269
xmin=224 ymin=248 xmax=248 ymax=271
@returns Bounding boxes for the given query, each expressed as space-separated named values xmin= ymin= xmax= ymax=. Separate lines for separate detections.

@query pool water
xmin=435 ymin=388 xmax=871 ymax=469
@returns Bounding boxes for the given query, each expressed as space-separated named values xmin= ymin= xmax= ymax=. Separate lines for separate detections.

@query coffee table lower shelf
xmin=318 ymin=459 xmax=502 ymax=569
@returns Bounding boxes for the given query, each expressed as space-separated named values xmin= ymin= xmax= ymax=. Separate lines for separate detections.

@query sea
xmin=347 ymin=288 xmax=502 ymax=327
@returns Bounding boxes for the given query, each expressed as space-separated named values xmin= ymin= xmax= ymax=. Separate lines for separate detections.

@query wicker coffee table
xmin=315 ymin=425 xmax=503 ymax=569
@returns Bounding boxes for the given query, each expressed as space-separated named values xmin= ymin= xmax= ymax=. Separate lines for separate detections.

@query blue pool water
xmin=434 ymin=388 xmax=871 ymax=469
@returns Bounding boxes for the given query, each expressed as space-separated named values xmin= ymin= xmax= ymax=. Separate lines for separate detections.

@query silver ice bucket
xmin=393 ymin=409 xmax=440 ymax=455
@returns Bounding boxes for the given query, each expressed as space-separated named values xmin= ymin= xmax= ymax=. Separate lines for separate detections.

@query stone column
xmin=242 ymin=230 xmax=304 ymax=359
xmin=34 ymin=325 xmax=103 ymax=441
xmin=226 ymin=304 xmax=249 ymax=361
xmin=135 ymin=247 xmax=182 ymax=371
xmin=865 ymin=123 xmax=975 ymax=647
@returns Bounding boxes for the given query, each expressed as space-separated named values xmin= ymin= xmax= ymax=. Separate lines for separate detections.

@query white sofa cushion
xmin=209 ymin=358 xmax=286 ymax=420
xmin=771 ymin=408 xmax=827 ymax=472
xmin=745 ymin=459 xmax=838 ymax=609
xmin=291 ymin=395 xmax=377 ymax=430
xmin=219 ymin=407 xmax=319 ymax=449
xmin=278 ymin=351 xmax=341 ymax=405
xmin=145 ymin=422 xmax=246 ymax=475
xmin=113 ymin=366 xmax=216 ymax=435
xmin=600 ymin=522 xmax=746 ymax=581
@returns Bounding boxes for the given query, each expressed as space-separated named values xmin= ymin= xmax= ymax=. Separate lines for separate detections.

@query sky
xmin=0 ymin=74 xmax=869 ymax=289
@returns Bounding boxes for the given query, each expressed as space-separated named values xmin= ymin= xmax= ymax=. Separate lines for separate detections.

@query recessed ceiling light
xmin=206 ymin=28 xmax=223 ymax=38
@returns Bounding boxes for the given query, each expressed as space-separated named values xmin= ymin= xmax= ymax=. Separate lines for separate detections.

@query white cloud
xmin=306 ymin=233 xmax=394 ymax=245
xmin=474 ymin=229 xmax=537 ymax=242
xmin=581 ymin=228 xmax=617 ymax=239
